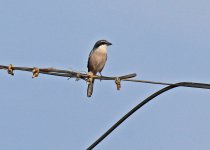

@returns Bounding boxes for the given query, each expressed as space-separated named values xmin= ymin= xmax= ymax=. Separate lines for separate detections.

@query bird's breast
xmin=88 ymin=47 xmax=107 ymax=74
xmin=95 ymin=46 xmax=107 ymax=55
xmin=93 ymin=48 xmax=107 ymax=64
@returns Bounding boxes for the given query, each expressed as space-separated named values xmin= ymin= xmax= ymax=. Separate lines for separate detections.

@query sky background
xmin=0 ymin=0 xmax=210 ymax=149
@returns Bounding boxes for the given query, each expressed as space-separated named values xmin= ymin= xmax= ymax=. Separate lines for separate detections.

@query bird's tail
xmin=87 ymin=79 xmax=94 ymax=97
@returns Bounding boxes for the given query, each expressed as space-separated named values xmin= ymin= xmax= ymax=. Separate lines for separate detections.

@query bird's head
xmin=93 ymin=40 xmax=112 ymax=49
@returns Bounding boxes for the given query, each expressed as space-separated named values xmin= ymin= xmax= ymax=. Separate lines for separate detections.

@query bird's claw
xmin=87 ymin=72 xmax=94 ymax=84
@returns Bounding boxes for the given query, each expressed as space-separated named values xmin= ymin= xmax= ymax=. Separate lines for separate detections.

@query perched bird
xmin=87 ymin=40 xmax=112 ymax=97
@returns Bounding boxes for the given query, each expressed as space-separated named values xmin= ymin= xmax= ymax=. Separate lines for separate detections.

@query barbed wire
xmin=0 ymin=64 xmax=137 ymax=90
xmin=1 ymin=64 xmax=210 ymax=89
xmin=0 ymin=64 xmax=176 ymax=90
xmin=1 ymin=64 xmax=210 ymax=150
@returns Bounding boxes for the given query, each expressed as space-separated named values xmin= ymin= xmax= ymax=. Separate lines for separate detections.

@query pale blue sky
xmin=0 ymin=0 xmax=210 ymax=149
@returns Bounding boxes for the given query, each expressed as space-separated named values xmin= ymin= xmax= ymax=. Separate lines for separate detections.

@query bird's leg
xmin=99 ymin=72 xmax=103 ymax=82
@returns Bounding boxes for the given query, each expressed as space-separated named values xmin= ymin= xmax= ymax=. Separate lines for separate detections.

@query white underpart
xmin=95 ymin=44 xmax=108 ymax=53
xmin=95 ymin=44 xmax=107 ymax=69
xmin=89 ymin=44 xmax=108 ymax=73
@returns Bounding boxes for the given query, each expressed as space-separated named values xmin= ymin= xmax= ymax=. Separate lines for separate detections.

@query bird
xmin=87 ymin=40 xmax=112 ymax=97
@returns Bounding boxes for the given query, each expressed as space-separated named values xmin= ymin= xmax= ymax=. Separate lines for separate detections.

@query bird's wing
xmin=98 ymin=53 xmax=107 ymax=73
xmin=87 ymin=49 xmax=94 ymax=68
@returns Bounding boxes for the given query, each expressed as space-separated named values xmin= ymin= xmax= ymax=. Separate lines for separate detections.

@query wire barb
xmin=75 ymin=73 xmax=82 ymax=81
xmin=32 ymin=67 xmax=39 ymax=78
xmin=115 ymin=77 xmax=121 ymax=90
xmin=7 ymin=64 xmax=14 ymax=76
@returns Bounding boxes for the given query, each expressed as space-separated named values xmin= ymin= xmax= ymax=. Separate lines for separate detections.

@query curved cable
xmin=87 ymin=82 xmax=210 ymax=150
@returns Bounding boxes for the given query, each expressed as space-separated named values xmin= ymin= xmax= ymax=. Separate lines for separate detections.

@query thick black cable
xmin=87 ymin=82 xmax=210 ymax=150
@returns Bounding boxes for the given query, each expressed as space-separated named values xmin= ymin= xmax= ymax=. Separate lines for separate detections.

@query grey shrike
xmin=87 ymin=40 xmax=112 ymax=97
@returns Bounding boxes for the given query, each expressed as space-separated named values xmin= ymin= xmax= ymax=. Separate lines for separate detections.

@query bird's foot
xmin=87 ymin=72 xmax=94 ymax=84
xmin=99 ymin=72 xmax=103 ymax=82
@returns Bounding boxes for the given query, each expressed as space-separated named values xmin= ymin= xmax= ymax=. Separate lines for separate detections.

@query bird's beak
xmin=107 ymin=42 xmax=112 ymax=46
